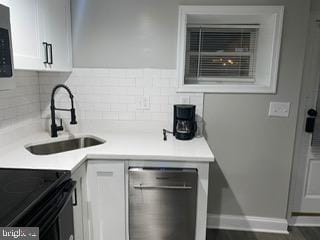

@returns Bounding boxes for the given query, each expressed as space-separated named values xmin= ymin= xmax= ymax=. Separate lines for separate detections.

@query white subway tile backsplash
xmin=136 ymin=77 xmax=153 ymax=87
xmin=160 ymin=104 xmax=171 ymax=113
xmin=38 ymin=68 xmax=204 ymax=130
xmin=135 ymin=112 xmax=152 ymax=121
xmin=118 ymin=96 xmax=135 ymax=104
xmin=151 ymin=112 xmax=169 ymax=121
xmin=144 ymin=69 xmax=161 ymax=78
xmin=126 ymin=87 xmax=143 ymax=96
xmin=149 ymin=104 xmax=162 ymax=113
xmin=127 ymin=103 xmax=139 ymax=112
xmin=84 ymin=110 xmax=102 ymax=120
xmin=151 ymin=96 xmax=169 ymax=105
xmin=109 ymin=69 xmax=126 ymax=78
xmin=160 ymin=69 xmax=176 ymax=78
xmin=119 ymin=112 xmax=135 ymax=120
xmin=153 ymin=77 xmax=171 ymax=87
xmin=102 ymin=111 xmax=119 ymax=120
xmin=0 ymin=71 xmax=40 ymax=130
xmin=110 ymin=103 xmax=127 ymax=112
xmin=125 ymin=69 xmax=144 ymax=78
xmin=143 ymin=87 xmax=161 ymax=96
xmin=160 ymin=87 xmax=176 ymax=96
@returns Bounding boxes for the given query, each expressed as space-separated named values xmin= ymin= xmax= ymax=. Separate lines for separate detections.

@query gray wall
xmin=71 ymin=0 xmax=179 ymax=68
xmin=311 ymin=0 xmax=320 ymax=11
xmin=204 ymin=0 xmax=310 ymax=219
xmin=71 ymin=0 xmax=310 ymax=219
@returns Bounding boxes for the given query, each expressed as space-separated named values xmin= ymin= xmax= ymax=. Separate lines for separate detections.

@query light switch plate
xmin=136 ymin=96 xmax=150 ymax=110
xmin=268 ymin=102 xmax=290 ymax=117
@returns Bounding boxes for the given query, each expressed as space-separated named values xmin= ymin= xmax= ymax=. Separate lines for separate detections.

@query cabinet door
xmin=87 ymin=161 xmax=126 ymax=240
xmin=71 ymin=164 xmax=88 ymax=240
xmin=41 ymin=0 xmax=72 ymax=72
xmin=1 ymin=0 xmax=45 ymax=70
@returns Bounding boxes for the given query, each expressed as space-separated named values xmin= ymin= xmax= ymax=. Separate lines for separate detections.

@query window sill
xmin=177 ymin=83 xmax=277 ymax=94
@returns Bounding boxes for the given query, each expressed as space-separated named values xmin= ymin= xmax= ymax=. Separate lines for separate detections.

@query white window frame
xmin=176 ymin=6 xmax=284 ymax=93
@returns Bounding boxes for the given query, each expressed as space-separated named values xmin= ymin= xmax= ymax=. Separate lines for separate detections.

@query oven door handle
xmin=133 ymin=184 xmax=192 ymax=190
xmin=25 ymin=181 xmax=76 ymax=236
xmin=40 ymin=181 xmax=76 ymax=236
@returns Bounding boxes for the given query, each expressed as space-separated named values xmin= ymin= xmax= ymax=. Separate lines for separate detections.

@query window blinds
xmin=184 ymin=25 xmax=259 ymax=84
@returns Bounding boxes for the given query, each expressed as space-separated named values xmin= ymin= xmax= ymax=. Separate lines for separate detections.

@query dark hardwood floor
xmin=206 ymin=227 xmax=320 ymax=240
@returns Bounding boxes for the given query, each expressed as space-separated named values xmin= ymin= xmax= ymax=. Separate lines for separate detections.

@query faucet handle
xmin=70 ymin=108 xmax=77 ymax=125
xmin=57 ymin=119 xmax=64 ymax=131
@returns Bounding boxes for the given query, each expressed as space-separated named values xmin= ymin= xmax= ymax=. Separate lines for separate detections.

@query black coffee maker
xmin=173 ymin=104 xmax=197 ymax=140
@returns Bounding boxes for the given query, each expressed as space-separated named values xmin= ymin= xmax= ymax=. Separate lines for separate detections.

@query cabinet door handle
xmin=42 ymin=42 xmax=49 ymax=64
xmin=72 ymin=187 xmax=78 ymax=206
xmin=48 ymin=43 xmax=53 ymax=65
xmin=306 ymin=108 xmax=318 ymax=133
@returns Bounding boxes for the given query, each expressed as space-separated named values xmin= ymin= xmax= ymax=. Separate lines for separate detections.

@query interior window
xmin=184 ymin=25 xmax=259 ymax=84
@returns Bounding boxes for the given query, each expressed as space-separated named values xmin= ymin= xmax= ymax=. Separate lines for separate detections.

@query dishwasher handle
xmin=133 ymin=184 xmax=192 ymax=190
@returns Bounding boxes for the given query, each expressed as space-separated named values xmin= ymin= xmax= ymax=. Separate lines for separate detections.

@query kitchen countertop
xmin=0 ymin=123 xmax=214 ymax=173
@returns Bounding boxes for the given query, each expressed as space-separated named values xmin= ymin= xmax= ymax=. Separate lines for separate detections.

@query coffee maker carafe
xmin=173 ymin=104 xmax=197 ymax=140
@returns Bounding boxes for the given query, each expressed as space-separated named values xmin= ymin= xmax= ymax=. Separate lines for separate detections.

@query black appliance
xmin=0 ymin=168 xmax=76 ymax=240
xmin=0 ymin=4 xmax=13 ymax=89
xmin=173 ymin=104 xmax=197 ymax=140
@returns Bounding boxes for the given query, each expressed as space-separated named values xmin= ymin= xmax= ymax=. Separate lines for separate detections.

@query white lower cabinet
xmin=76 ymin=160 xmax=208 ymax=240
xmin=87 ymin=160 xmax=126 ymax=240
xmin=71 ymin=164 xmax=88 ymax=240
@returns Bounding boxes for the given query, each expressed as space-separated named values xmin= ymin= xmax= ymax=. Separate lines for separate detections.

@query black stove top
xmin=0 ymin=168 xmax=70 ymax=226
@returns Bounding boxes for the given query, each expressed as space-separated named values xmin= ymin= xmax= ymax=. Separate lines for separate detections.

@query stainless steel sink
xmin=26 ymin=136 xmax=105 ymax=155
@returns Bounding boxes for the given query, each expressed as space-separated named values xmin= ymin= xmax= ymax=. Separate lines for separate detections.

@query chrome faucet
xmin=50 ymin=84 xmax=77 ymax=137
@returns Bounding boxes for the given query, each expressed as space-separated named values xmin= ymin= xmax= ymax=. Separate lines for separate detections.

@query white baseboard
xmin=207 ymin=214 xmax=289 ymax=234
xmin=289 ymin=216 xmax=320 ymax=226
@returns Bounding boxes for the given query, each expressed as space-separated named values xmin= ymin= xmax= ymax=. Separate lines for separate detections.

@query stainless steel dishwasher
xmin=129 ymin=167 xmax=198 ymax=240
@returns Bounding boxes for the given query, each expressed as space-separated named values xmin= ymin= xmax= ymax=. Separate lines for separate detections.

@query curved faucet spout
xmin=51 ymin=84 xmax=74 ymax=106
xmin=50 ymin=84 xmax=77 ymax=137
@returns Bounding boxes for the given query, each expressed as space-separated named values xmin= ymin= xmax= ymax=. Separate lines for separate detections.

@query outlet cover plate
xmin=268 ymin=102 xmax=290 ymax=117
xmin=136 ymin=96 xmax=150 ymax=110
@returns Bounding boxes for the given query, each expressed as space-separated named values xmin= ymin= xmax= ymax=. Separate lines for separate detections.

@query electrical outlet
xmin=268 ymin=102 xmax=290 ymax=117
xmin=136 ymin=96 xmax=150 ymax=110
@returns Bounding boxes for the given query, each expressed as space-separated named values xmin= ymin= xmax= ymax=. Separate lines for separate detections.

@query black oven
xmin=0 ymin=169 xmax=75 ymax=240
xmin=18 ymin=179 xmax=76 ymax=240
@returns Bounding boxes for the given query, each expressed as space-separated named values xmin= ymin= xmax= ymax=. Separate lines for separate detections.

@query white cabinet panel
xmin=2 ymin=0 xmax=44 ymax=70
xmin=0 ymin=0 xmax=72 ymax=71
xmin=72 ymin=164 xmax=88 ymax=240
xmin=87 ymin=161 xmax=126 ymax=240
xmin=306 ymin=160 xmax=320 ymax=196
xmin=41 ymin=0 xmax=72 ymax=71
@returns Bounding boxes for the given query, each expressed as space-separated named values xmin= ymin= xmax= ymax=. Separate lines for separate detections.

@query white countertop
xmin=0 ymin=123 xmax=214 ymax=173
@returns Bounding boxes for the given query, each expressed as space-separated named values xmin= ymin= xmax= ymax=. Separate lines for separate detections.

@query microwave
xmin=0 ymin=4 xmax=13 ymax=90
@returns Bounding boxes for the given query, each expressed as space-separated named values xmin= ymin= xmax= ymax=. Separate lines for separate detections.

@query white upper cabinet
xmin=0 ymin=0 xmax=72 ymax=72
xmin=0 ymin=0 xmax=44 ymax=70
xmin=40 ymin=0 xmax=72 ymax=71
